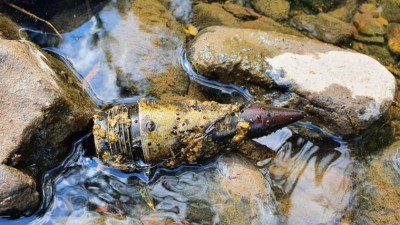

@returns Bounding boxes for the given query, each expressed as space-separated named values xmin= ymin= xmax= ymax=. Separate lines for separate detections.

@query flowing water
xmin=1 ymin=0 xmax=399 ymax=224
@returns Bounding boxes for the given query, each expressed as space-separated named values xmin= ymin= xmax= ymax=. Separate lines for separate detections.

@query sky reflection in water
xmin=53 ymin=2 xmax=183 ymax=103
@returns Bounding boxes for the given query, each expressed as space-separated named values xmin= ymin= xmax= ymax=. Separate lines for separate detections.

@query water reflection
xmin=259 ymin=129 xmax=353 ymax=225
xmin=35 ymin=0 xmax=186 ymax=104
xmin=27 ymin=134 xmax=281 ymax=225
xmin=0 ymin=126 xmax=352 ymax=225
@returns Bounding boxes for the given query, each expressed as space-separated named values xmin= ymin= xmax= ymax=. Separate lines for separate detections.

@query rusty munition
xmin=93 ymin=99 xmax=304 ymax=171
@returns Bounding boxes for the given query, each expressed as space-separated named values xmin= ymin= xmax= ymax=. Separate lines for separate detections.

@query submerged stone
xmin=252 ymin=0 xmax=290 ymax=21
xmin=327 ymin=0 xmax=360 ymax=22
xmin=211 ymin=153 xmax=279 ymax=224
xmin=293 ymin=0 xmax=345 ymax=12
xmin=192 ymin=3 xmax=241 ymax=29
xmin=387 ymin=23 xmax=400 ymax=55
xmin=189 ymin=26 xmax=396 ymax=136
xmin=291 ymin=13 xmax=354 ymax=44
xmin=380 ymin=0 xmax=400 ymax=23
xmin=109 ymin=0 xmax=189 ymax=100
xmin=353 ymin=12 xmax=387 ymax=36
xmin=342 ymin=141 xmax=400 ymax=224
xmin=192 ymin=2 xmax=301 ymax=36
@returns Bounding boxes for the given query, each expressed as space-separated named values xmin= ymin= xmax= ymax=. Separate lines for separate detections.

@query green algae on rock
xmin=342 ymin=141 xmax=400 ymax=224
xmin=252 ymin=0 xmax=291 ymax=20
xmin=291 ymin=13 xmax=354 ymax=44
xmin=191 ymin=2 xmax=301 ymax=36
xmin=387 ymin=23 xmax=400 ymax=54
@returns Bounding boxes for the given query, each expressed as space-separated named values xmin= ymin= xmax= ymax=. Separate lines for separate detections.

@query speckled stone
xmin=387 ymin=23 xmax=400 ymax=54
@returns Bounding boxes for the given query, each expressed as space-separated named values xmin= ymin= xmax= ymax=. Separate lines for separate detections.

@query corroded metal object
xmin=93 ymin=99 xmax=304 ymax=171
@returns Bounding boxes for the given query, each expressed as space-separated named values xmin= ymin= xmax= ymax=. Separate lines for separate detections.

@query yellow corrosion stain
xmin=114 ymin=154 xmax=123 ymax=164
xmin=377 ymin=17 xmax=389 ymax=26
xmin=93 ymin=125 xmax=107 ymax=139
xmin=108 ymin=117 xmax=118 ymax=127
xmin=184 ymin=24 xmax=198 ymax=36
xmin=102 ymin=151 xmax=112 ymax=162
xmin=93 ymin=124 xmax=101 ymax=130
xmin=232 ymin=121 xmax=251 ymax=143
xmin=107 ymin=132 xmax=118 ymax=143
xmin=120 ymin=111 xmax=131 ymax=126
xmin=388 ymin=38 xmax=400 ymax=54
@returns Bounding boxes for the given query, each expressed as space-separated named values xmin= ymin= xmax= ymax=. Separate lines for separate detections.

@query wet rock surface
xmin=192 ymin=3 xmax=241 ymax=29
xmin=189 ymin=26 xmax=396 ymax=136
xmin=353 ymin=11 xmax=387 ymax=36
xmin=292 ymin=0 xmax=346 ymax=12
xmin=0 ymin=13 xmax=25 ymax=40
xmin=387 ymin=23 xmax=400 ymax=54
xmin=0 ymin=165 xmax=38 ymax=215
xmin=192 ymin=2 xmax=302 ymax=36
xmin=108 ymin=0 xmax=189 ymax=100
xmin=380 ymin=0 xmax=400 ymax=23
xmin=210 ymin=153 xmax=278 ymax=224
xmin=327 ymin=0 xmax=359 ymax=22
xmin=253 ymin=0 xmax=290 ymax=20
xmin=291 ymin=13 xmax=354 ymax=44
xmin=0 ymin=38 xmax=96 ymax=213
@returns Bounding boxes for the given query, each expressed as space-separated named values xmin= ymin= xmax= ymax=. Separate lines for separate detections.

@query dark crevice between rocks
xmin=13 ymin=98 xmax=94 ymax=176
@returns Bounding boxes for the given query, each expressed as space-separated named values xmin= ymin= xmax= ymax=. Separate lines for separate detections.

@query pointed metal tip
xmin=239 ymin=105 xmax=305 ymax=138
xmin=268 ymin=107 xmax=305 ymax=130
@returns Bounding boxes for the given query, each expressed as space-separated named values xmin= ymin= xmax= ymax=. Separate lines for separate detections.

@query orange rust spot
xmin=388 ymin=38 xmax=400 ymax=54
xmin=377 ymin=17 xmax=389 ymax=26
xmin=95 ymin=206 xmax=108 ymax=213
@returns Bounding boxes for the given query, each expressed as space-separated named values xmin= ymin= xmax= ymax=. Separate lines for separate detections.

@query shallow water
xmin=1 ymin=0 xmax=399 ymax=224
xmin=1 ymin=127 xmax=353 ymax=225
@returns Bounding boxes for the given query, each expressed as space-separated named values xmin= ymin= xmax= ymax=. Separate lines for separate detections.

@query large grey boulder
xmin=188 ymin=26 xmax=396 ymax=136
xmin=0 ymin=37 xmax=96 ymax=214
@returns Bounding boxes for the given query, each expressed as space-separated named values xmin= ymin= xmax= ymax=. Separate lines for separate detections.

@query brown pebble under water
xmin=93 ymin=99 xmax=305 ymax=171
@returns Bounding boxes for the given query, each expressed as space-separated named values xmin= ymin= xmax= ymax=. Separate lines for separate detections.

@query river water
xmin=1 ymin=0 xmax=399 ymax=224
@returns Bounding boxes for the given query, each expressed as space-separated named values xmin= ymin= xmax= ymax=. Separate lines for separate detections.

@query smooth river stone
xmin=188 ymin=26 xmax=396 ymax=136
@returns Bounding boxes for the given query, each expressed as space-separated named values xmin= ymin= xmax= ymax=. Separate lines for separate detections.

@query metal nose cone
xmin=267 ymin=107 xmax=305 ymax=130
xmin=239 ymin=104 xmax=305 ymax=138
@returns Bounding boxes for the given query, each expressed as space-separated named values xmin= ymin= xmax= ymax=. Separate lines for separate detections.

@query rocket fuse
xmin=93 ymin=99 xmax=304 ymax=171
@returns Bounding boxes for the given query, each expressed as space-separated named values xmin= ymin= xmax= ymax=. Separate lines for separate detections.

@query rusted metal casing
xmin=93 ymin=99 xmax=304 ymax=170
